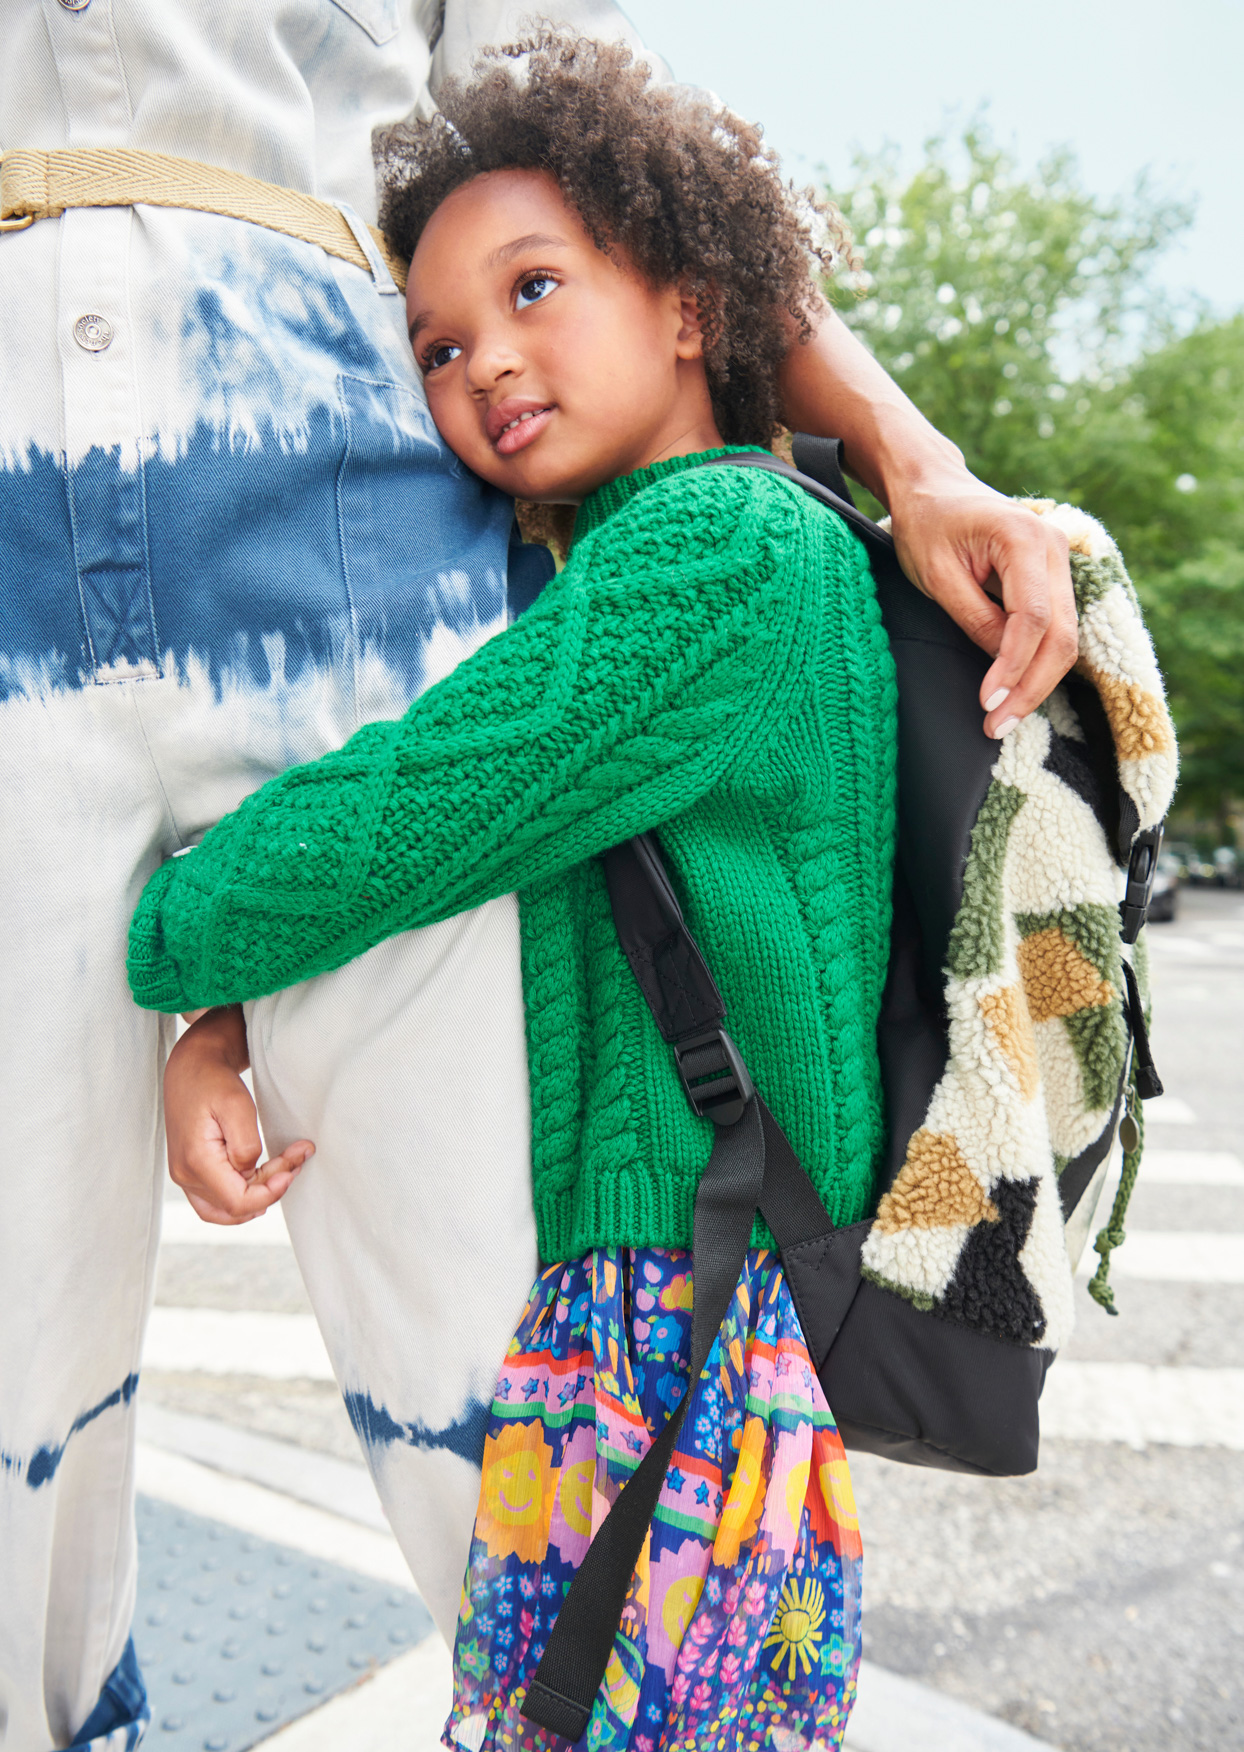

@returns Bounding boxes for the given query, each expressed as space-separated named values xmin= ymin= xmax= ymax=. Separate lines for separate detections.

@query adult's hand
xmin=779 ymin=306 xmax=1079 ymax=737
xmin=886 ymin=465 xmax=1077 ymax=737
xmin=164 ymin=1004 xmax=313 ymax=1225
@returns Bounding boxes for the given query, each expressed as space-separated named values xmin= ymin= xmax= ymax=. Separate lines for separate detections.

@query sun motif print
xmin=447 ymin=1246 xmax=864 ymax=1751
xmin=764 ymin=1576 xmax=827 ymax=1682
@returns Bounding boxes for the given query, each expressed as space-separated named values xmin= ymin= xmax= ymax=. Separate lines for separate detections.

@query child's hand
xmin=164 ymin=1005 xmax=314 ymax=1225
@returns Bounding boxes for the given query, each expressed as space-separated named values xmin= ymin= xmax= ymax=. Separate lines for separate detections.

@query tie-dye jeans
xmin=0 ymin=209 xmax=549 ymax=1747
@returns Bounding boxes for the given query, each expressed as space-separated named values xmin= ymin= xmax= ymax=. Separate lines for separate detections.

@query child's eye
xmin=516 ymin=275 xmax=558 ymax=311
xmin=425 ymin=342 xmax=462 ymax=371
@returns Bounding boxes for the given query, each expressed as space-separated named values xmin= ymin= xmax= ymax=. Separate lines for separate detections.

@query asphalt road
xmin=852 ymin=887 xmax=1244 ymax=1751
xmin=143 ymin=885 xmax=1244 ymax=1751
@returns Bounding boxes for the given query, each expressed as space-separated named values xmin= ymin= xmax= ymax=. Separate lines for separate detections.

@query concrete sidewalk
xmin=136 ymin=1404 xmax=1053 ymax=1752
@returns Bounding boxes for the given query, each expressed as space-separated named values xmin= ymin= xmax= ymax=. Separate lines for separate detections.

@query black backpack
xmin=521 ymin=437 xmax=1173 ymax=1741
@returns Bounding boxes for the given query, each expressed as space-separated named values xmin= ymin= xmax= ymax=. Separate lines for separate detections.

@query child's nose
xmin=467 ymin=339 xmax=524 ymax=392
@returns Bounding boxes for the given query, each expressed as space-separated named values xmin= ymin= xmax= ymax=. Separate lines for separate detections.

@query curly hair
xmin=376 ymin=30 xmax=852 ymax=447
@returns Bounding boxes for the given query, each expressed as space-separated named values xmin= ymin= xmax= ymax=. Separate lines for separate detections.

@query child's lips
xmin=489 ymin=402 xmax=556 ymax=457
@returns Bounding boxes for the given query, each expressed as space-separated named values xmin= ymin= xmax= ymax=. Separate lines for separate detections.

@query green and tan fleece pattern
xmin=860 ymin=502 xmax=1177 ymax=1353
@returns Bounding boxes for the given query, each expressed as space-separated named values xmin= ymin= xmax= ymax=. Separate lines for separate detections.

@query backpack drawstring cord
xmin=1088 ymin=1064 xmax=1145 ymax=1315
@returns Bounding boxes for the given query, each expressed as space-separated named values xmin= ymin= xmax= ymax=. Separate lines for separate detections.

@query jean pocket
xmin=334 ymin=373 xmax=512 ymax=711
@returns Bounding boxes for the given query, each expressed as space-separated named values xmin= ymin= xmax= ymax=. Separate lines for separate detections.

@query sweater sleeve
xmin=127 ymin=467 xmax=816 ymax=1011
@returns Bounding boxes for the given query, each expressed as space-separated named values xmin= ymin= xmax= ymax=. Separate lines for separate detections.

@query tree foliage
xmin=825 ymin=128 xmax=1244 ymax=827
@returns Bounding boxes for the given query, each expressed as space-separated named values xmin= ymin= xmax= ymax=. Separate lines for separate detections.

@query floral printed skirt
xmin=446 ymin=1246 xmax=863 ymax=1751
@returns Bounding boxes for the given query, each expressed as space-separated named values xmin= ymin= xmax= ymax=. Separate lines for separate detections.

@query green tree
xmin=1082 ymin=316 xmax=1244 ymax=570
xmin=824 ymin=129 xmax=1244 ymax=828
xmin=1140 ymin=544 xmax=1244 ymax=824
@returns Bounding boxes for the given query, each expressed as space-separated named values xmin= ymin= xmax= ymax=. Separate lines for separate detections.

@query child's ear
xmin=674 ymin=283 xmax=706 ymax=360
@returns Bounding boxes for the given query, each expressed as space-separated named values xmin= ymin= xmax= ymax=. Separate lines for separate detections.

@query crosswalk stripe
xmin=1076 ymin=1232 xmax=1244 ymax=1283
xmin=1043 ymin=1362 xmax=1244 ymax=1449
xmin=135 ymin=1445 xmax=410 ymax=1583
xmin=160 ymin=1201 xmax=293 ymax=1246
xmin=145 ymin=1306 xmax=334 ymax=1379
xmin=1143 ymin=1094 xmax=1198 ymax=1125
xmin=144 ymin=1310 xmax=1244 ymax=1455
xmin=157 ymin=1151 xmax=1237 ymax=1257
xmin=1137 ymin=1150 xmax=1244 ymax=1186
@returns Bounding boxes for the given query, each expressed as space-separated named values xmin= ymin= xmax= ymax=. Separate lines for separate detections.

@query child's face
xmin=407 ymin=169 xmax=720 ymax=502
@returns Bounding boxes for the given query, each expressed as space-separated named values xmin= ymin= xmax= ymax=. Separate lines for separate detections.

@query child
xmin=129 ymin=32 xmax=896 ymax=1748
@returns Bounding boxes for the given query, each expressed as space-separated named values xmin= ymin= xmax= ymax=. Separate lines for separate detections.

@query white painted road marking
xmin=144 ymin=1306 xmax=334 ymax=1379
xmin=143 ymin=1312 xmax=1244 ymax=1452
xmin=1043 ymin=1362 xmax=1244 ymax=1450
xmin=160 ymin=1201 xmax=293 ymax=1246
xmin=1147 ymin=936 xmax=1214 ymax=960
xmin=1087 ymin=1149 xmax=1244 ymax=1231
xmin=135 ymin=1445 xmax=411 ymax=1583
xmin=1076 ymin=1232 xmax=1244 ymax=1283
xmin=1137 ymin=1150 xmax=1244 ymax=1185
xmin=1143 ymin=1093 xmax=1198 ymax=1125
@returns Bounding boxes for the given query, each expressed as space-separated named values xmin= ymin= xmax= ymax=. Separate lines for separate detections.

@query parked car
xmin=1211 ymin=847 xmax=1241 ymax=888
xmin=1185 ymin=848 xmax=1219 ymax=885
xmin=1163 ymin=840 xmax=1197 ymax=882
xmin=1148 ymin=850 xmax=1179 ymax=923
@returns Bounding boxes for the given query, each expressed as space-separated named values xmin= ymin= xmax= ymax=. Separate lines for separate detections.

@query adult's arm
xmin=428 ymin=0 xmax=670 ymax=97
xmin=779 ymin=306 xmax=1078 ymax=737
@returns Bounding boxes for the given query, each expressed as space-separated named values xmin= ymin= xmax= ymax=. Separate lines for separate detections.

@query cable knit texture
xmin=128 ymin=450 xmax=898 ymax=1259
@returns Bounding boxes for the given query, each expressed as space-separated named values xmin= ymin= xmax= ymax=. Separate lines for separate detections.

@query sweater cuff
xmin=127 ymin=858 xmax=194 ymax=1014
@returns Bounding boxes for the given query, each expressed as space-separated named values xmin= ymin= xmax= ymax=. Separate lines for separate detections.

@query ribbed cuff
xmin=126 ymin=858 xmax=193 ymax=1013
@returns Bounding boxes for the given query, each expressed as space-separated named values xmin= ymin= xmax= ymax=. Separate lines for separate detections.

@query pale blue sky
xmin=622 ymin=0 xmax=1242 ymax=316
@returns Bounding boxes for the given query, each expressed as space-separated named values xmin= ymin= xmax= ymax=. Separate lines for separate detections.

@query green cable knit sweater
xmin=128 ymin=448 xmax=898 ymax=1259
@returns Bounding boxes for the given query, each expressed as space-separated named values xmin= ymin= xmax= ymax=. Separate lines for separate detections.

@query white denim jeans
xmin=0 ymin=658 xmax=539 ymax=1749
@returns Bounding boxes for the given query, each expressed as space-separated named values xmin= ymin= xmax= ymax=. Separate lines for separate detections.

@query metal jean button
xmin=58 ymin=0 xmax=92 ymax=10
xmin=74 ymin=314 xmax=114 ymax=352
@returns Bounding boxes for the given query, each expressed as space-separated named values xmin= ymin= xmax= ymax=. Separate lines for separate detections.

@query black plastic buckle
xmin=1119 ymin=824 xmax=1163 ymax=945
xmin=673 ymin=1027 xmax=755 ymax=1126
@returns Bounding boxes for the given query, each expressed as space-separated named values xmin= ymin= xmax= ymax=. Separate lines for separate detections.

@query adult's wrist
xmin=776 ymin=305 xmax=968 ymax=511
xmin=858 ymin=420 xmax=967 ymax=516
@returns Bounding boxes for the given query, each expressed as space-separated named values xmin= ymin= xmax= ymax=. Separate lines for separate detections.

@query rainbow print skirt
xmin=446 ymin=1246 xmax=863 ymax=1750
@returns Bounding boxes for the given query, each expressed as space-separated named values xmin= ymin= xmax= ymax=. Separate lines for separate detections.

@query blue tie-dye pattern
xmin=1 ymin=408 xmax=513 ymax=702
xmin=181 ymin=244 xmax=393 ymax=419
xmin=344 ymin=1389 xmax=491 ymax=1469
xmin=2 ymin=241 xmax=516 ymax=700
xmin=0 ymin=1373 xmax=140 ymax=1490
xmin=70 ymin=1638 xmax=149 ymax=1752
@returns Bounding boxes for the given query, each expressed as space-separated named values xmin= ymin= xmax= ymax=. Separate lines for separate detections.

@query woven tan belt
xmin=0 ymin=147 xmax=409 ymax=290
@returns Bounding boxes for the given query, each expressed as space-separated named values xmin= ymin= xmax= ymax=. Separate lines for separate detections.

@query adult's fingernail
xmin=992 ymin=715 xmax=1021 ymax=739
xmin=983 ymin=687 xmax=1011 ymax=713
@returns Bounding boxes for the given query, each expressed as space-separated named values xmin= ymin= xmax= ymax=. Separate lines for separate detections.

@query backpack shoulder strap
xmin=521 ymin=834 xmax=837 ymax=1740
xmin=694 ymin=444 xmax=898 ymax=561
